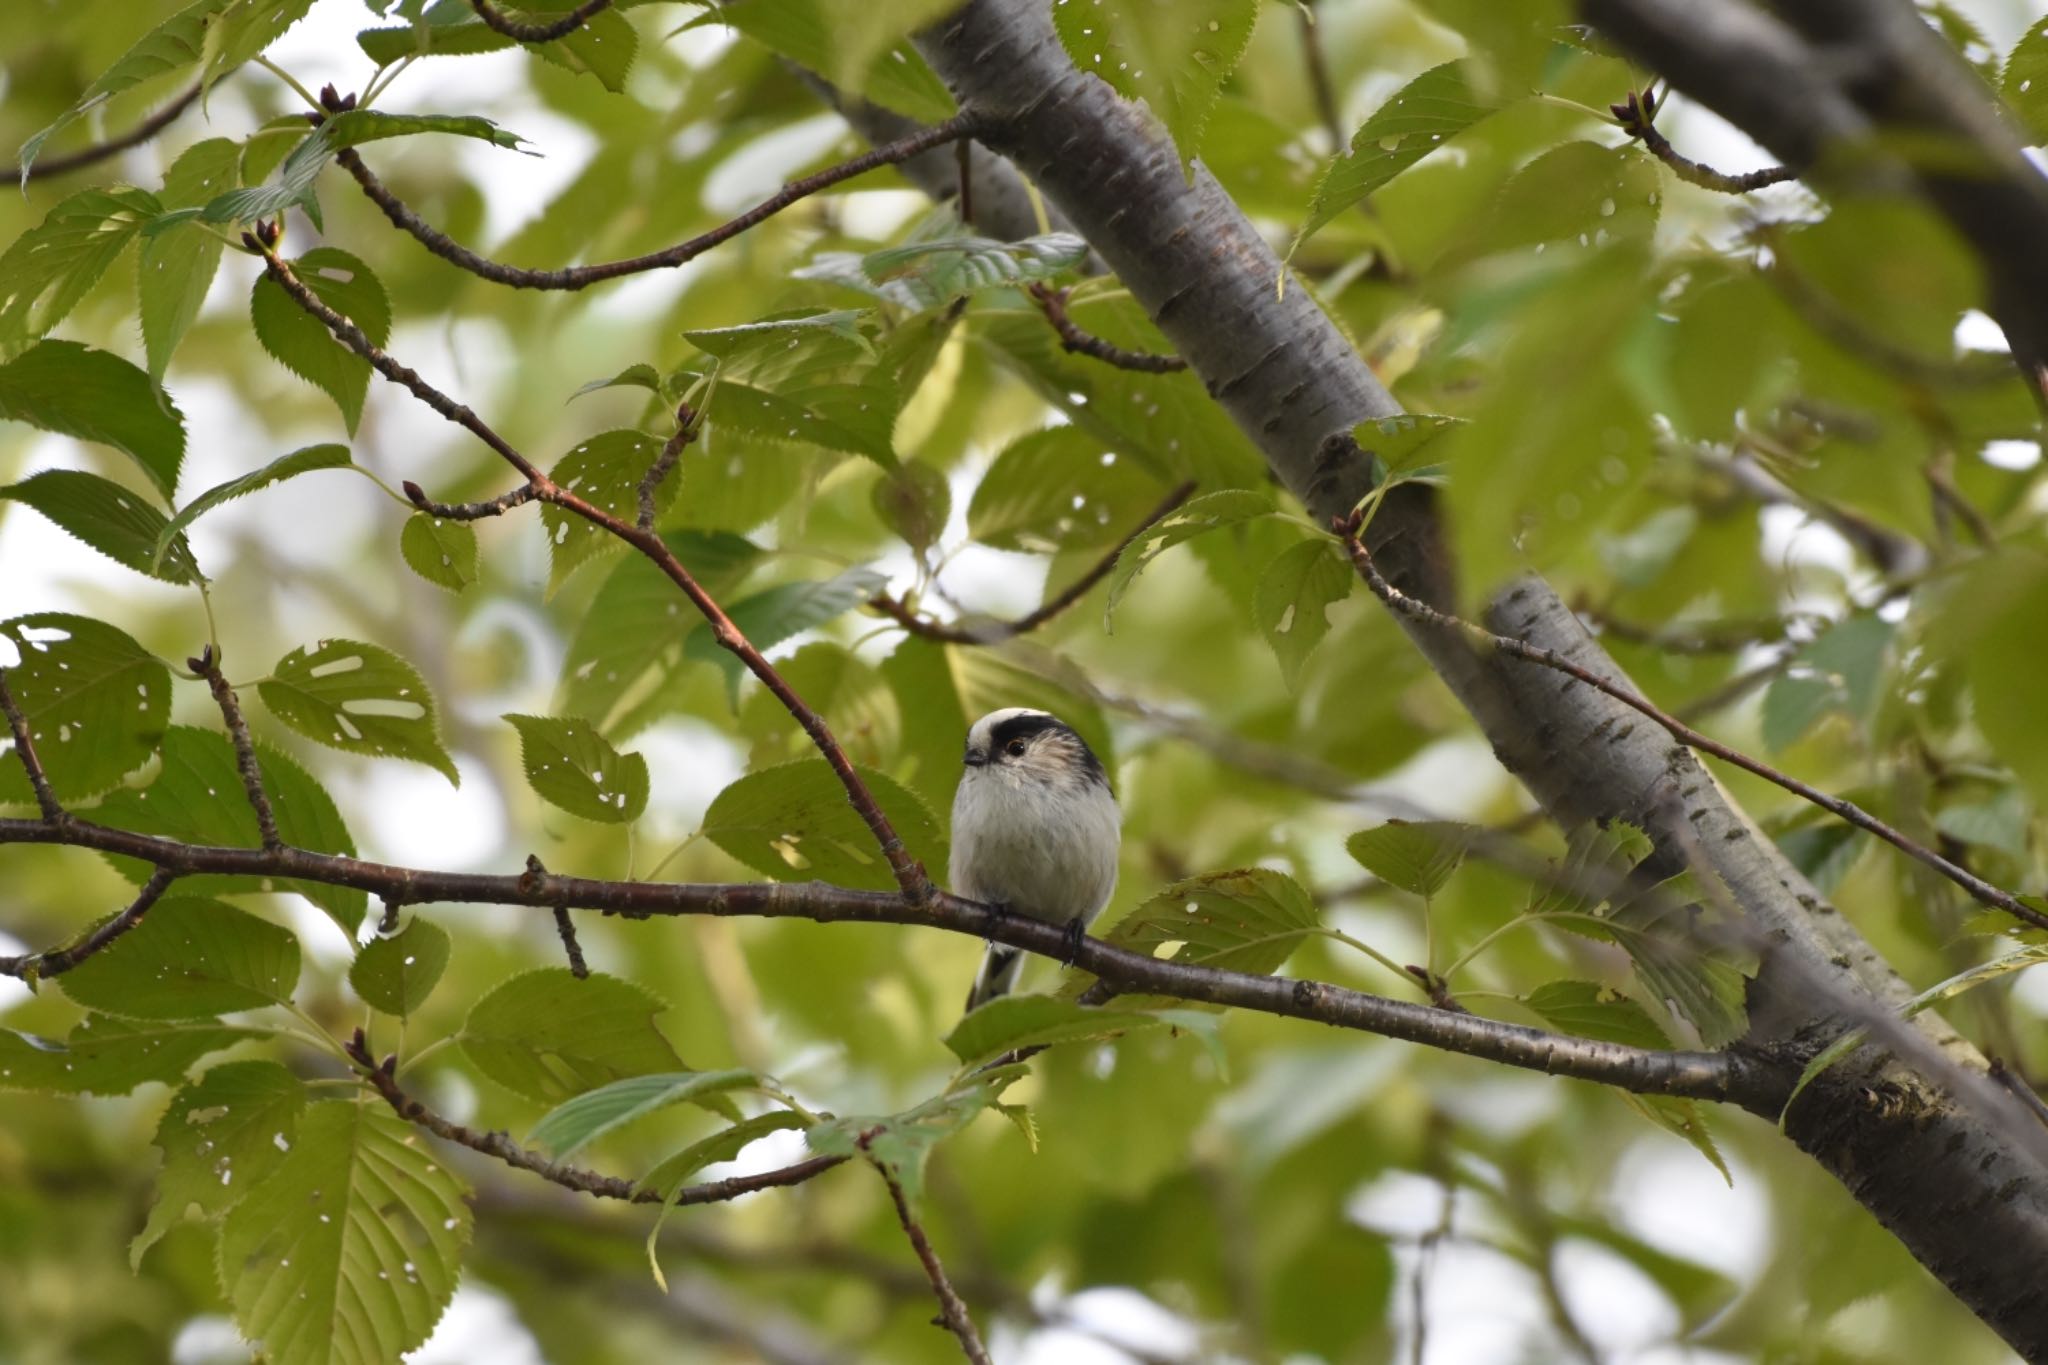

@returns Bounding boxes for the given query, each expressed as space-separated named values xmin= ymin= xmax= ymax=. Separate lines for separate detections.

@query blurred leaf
xmin=698 ymin=0 xmax=955 ymax=121
xmin=15 ymin=1 xmax=228 ymax=180
xmin=1621 ymin=1093 xmax=1730 ymax=1183
xmin=1104 ymin=489 xmax=1275 ymax=625
xmin=198 ymin=0 xmax=321 ymax=96
xmin=460 ymin=968 xmax=685 ymax=1107
xmin=540 ymin=430 xmax=676 ymax=591
xmin=131 ymin=1060 xmax=306 ymax=1267
xmin=1775 ymin=821 xmax=1869 ymax=896
xmin=702 ymin=379 xmax=897 ymax=467
xmin=502 ymin=713 xmax=649 ymax=823
xmin=58 ymin=898 xmax=299 ymax=1020
xmin=399 ymin=512 xmax=479 ymax=592
xmin=1269 ymin=1222 xmax=1395 ymax=1358
xmin=259 ymin=638 xmax=458 ymax=783
xmin=0 ymin=470 xmax=201 ymax=583
xmin=349 ymin=917 xmax=452 ymax=1018
xmin=1761 ymin=614 xmax=1893 ymax=751
xmin=681 ymin=567 xmax=888 ymax=703
xmin=701 ymin=759 xmax=948 ymax=891
xmin=797 ymin=234 xmax=1089 ymax=310
xmin=0 ymin=613 xmax=169 ymax=803
xmin=1935 ymin=785 xmax=2030 ymax=861
xmin=640 ymin=1110 xmax=810 ymax=1195
xmin=1095 ymin=868 xmax=1320 ymax=982
xmin=1466 ymin=141 xmax=1661 ymax=258
xmin=0 ymin=341 xmax=185 ymax=497
xmin=139 ymin=142 xmax=239 ymax=384
xmin=1352 ymin=412 xmax=1463 ymax=481
xmin=0 ymin=186 xmax=159 ymax=349
xmin=249 ymin=248 xmax=392 ymax=434
xmin=807 ymin=1067 xmax=1025 ymax=1203
xmin=2003 ymin=16 xmax=2048 ymax=144
xmin=1346 ymin=821 xmax=1471 ymax=898
xmin=0 ymin=1014 xmax=263 ymax=1096
xmin=527 ymin=1070 xmax=758 ymax=1159
xmin=968 ymin=426 xmax=1166 ymax=552
xmin=1521 ymin=980 xmax=1670 ymax=1048
xmin=872 ymin=460 xmax=950 ymax=553
xmin=154 ymin=444 xmax=352 ymax=570
xmin=1255 ymin=538 xmax=1352 ymax=690
xmin=945 ymin=995 xmax=1159 ymax=1069
xmin=1052 ymin=0 xmax=1258 ymax=169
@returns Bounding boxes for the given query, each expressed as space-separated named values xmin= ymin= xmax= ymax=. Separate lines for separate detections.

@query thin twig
xmin=1296 ymin=0 xmax=1345 ymax=151
xmin=1612 ymin=89 xmax=1795 ymax=193
xmin=346 ymin=1029 xmax=843 ymax=1202
xmin=467 ymin=0 xmax=613 ymax=43
xmin=0 ymin=671 xmax=65 ymax=823
xmin=339 ymin=113 xmax=988 ymax=291
xmin=1025 ymin=284 xmax=1189 ymax=373
xmin=1337 ymin=516 xmax=2048 ymax=934
xmin=871 ymin=480 xmax=1197 ymax=643
xmin=637 ymin=414 xmax=694 ymax=532
xmin=553 ymin=905 xmax=589 ymax=978
xmin=3 ymin=81 xmax=203 ymax=185
xmin=861 ymin=1135 xmax=992 ymax=1365
xmin=1991 ymin=1059 xmax=2048 ymax=1132
xmin=0 ymin=866 xmax=178 ymax=978
xmin=401 ymin=478 xmax=541 ymax=521
xmin=191 ymin=644 xmax=282 ymax=851
xmin=256 ymin=247 xmax=931 ymax=899
xmin=1576 ymin=602 xmax=1790 ymax=654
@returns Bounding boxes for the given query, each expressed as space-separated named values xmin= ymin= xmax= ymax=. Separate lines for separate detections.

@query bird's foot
xmin=1060 ymin=915 xmax=1087 ymax=966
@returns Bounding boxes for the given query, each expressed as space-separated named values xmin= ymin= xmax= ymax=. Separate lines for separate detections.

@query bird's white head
xmin=961 ymin=708 xmax=1107 ymax=791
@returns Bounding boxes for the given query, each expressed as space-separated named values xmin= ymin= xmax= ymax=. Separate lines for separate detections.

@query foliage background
xmin=2 ymin=0 xmax=2046 ymax=1361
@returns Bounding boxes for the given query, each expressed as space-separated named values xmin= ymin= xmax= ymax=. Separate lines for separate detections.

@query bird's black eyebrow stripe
xmin=989 ymin=712 xmax=1063 ymax=748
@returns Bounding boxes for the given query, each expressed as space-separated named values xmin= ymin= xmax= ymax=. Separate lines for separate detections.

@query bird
xmin=950 ymin=707 xmax=1121 ymax=1013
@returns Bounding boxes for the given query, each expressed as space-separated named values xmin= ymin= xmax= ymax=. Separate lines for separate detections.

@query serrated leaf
xmin=0 ymin=469 xmax=202 ymax=583
xmin=94 ymin=726 xmax=366 ymax=936
xmin=806 ymin=1068 xmax=1022 ymax=1204
xmin=570 ymin=363 xmax=668 ymax=403
xmin=697 ymin=0 xmax=955 ymax=122
xmin=701 ymin=759 xmax=948 ymax=891
xmin=0 ymin=186 xmax=160 ymax=350
xmin=1093 ymin=868 xmax=1321 ymax=985
xmin=639 ymin=1110 xmax=810 ymax=1196
xmin=459 ymin=968 xmax=685 ymax=1107
xmin=399 ymin=512 xmax=479 ymax=592
xmin=58 ymin=898 xmax=299 ymax=1019
xmin=1255 ymin=539 xmax=1351 ymax=690
xmin=944 ymin=995 xmax=1158 ymax=1069
xmin=1464 ymin=141 xmax=1662 ymax=259
xmin=1933 ymin=786 xmax=2031 ymax=861
xmin=258 ymin=639 xmax=457 ymax=783
xmin=131 ymin=1060 xmax=307 ymax=1267
xmin=199 ymin=0 xmax=321 ymax=96
xmin=502 ymin=713 xmax=648 ymax=823
xmin=703 ymin=379 xmax=897 ymax=466
xmin=872 ymin=460 xmax=950 ymax=553
xmin=1103 ymin=489 xmax=1275 ymax=625
xmin=684 ymin=310 xmax=874 ymax=366
xmin=0 ymin=340 xmax=186 ymax=497
xmin=527 ymin=1069 xmax=759 ymax=1159
xmin=1620 ymin=1092 xmax=1731 ymax=1183
xmin=967 ymin=426 xmax=1168 ymax=553
xmin=349 ymin=917 xmax=451 ymax=1017
xmin=1521 ymin=980 xmax=1671 ymax=1050
xmin=540 ymin=430 xmax=675 ymax=591
xmin=249 ymin=248 xmax=391 ymax=434
xmin=140 ymin=220 xmax=225 ymax=386
xmin=1346 ymin=821 xmax=1471 ymax=899
xmin=2004 ymin=17 xmax=2048 ymax=144
xmin=154 ymin=443 xmax=352 ymax=570
xmin=1351 ymin=413 xmax=1463 ymax=481
xmin=798 ymin=234 xmax=1089 ymax=311
xmin=0 ymin=613 xmax=169 ymax=804
xmin=681 ymin=567 xmax=889 ymax=704
xmin=0 ymin=1014 xmax=263 ymax=1096
xmin=219 ymin=1100 xmax=471 ymax=1365
xmin=1052 ymin=0 xmax=1258 ymax=169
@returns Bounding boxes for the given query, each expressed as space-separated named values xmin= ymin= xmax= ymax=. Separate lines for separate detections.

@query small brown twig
xmin=0 ymin=670 xmax=65 ymax=824
xmin=1025 ymin=283 xmax=1189 ymax=373
xmin=553 ymin=905 xmax=588 ymax=978
xmin=1612 ymin=88 xmax=1795 ymax=193
xmin=3 ymin=81 xmax=203 ymax=185
xmin=401 ymin=479 xmax=541 ymax=521
xmin=340 ymin=112 xmax=989 ymax=292
xmin=1991 ymin=1059 xmax=2048 ymax=1133
xmin=1337 ymin=515 xmax=2048 ymax=934
xmin=1296 ymin=0 xmax=1345 ymax=151
xmin=637 ymin=410 xmax=695 ymax=532
xmin=190 ymin=644 xmax=282 ymax=851
xmin=467 ymin=0 xmax=613 ymax=43
xmin=0 ymin=866 xmax=178 ymax=979
xmin=860 ymin=1134 xmax=993 ymax=1365
xmin=871 ymin=480 xmax=1197 ymax=643
xmin=345 ymin=1028 xmax=844 ymax=1202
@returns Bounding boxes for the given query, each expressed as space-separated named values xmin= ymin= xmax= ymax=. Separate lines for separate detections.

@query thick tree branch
xmin=4 ymin=81 xmax=202 ymax=186
xmin=191 ymin=644 xmax=283 ymax=851
xmin=466 ymin=0 xmax=612 ymax=43
xmin=0 ymin=670 xmax=65 ymax=824
xmin=0 ymin=866 xmax=177 ymax=979
xmin=861 ymin=1136 xmax=992 ymax=1365
xmin=338 ymin=113 xmax=988 ymax=292
xmin=1024 ymin=283 xmax=1188 ymax=373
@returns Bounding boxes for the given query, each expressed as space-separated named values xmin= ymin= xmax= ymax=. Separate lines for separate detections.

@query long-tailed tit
xmin=951 ymin=708 xmax=1121 ymax=1012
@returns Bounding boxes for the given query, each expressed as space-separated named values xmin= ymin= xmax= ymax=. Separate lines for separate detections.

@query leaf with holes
xmin=540 ymin=429 xmax=676 ymax=592
xmin=0 ymin=470 xmax=202 ymax=584
xmin=0 ymin=186 xmax=160 ymax=348
xmin=1346 ymin=821 xmax=1472 ymax=899
xmin=219 ymin=1100 xmax=471 ymax=1365
xmin=153 ymin=444 xmax=352 ymax=571
xmin=2004 ymin=17 xmax=2048 ymax=144
xmin=806 ymin=1067 xmax=1025 ymax=1204
xmin=701 ymin=759 xmax=948 ymax=891
xmin=502 ymin=713 xmax=648 ymax=823
xmin=527 ymin=1070 xmax=759 ymax=1159
xmin=459 ymin=969 xmax=686 ymax=1107
xmin=399 ymin=513 xmax=479 ymax=593
xmin=1256 ymin=539 xmax=1352 ymax=690
xmin=681 ymin=567 xmax=889 ymax=704
xmin=968 ymin=426 xmax=1169 ymax=553
xmin=349 ymin=916 xmax=452 ymax=1018
xmin=796 ymin=234 xmax=1089 ymax=311
xmin=0 ymin=341 xmax=186 ymax=498
xmin=1053 ymin=0 xmax=1258 ymax=169
xmin=0 ymin=1014 xmax=265 ymax=1096
xmin=1103 ymin=490 xmax=1275 ymax=626
xmin=130 ymin=1060 xmax=307 ymax=1267
xmin=258 ymin=639 xmax=456 ymax=783
xmin=1091 ymin=868 xmax=1321 ymax=988
xmin=249 ymin=248 xmax=391 ymax=434
xmin=945 ymin=995 xmax=1160 ymax=1070
xmin=93 ymin=727 xmax=366 ymax=935
xmin=0 ymin=613 xmax=170 ymax=804
xmin=58 ymin=898 xmax=300 ymax=1020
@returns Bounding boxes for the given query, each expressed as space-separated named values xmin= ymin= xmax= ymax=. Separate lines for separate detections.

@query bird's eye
xmin=1005 ymin=739 xmax=1027 ymax=757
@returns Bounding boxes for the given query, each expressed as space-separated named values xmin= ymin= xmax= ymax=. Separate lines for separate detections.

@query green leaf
xmin=1052 ymin=0 xmax=1258 ymax=169
xmin=257 ymin=638 xmax=457 ymax=783
xmin=0 ymin=613 xmax=170 ymax=804
xmin=357 ymin=17 xmax=519 ymax=64
xmin=0 ymin=340 xmax=186 ymax=497
xmin=2004 ymin=17 xmax=2048 ymax=144
xmin=199 ymin=0 xmax=322 ymax=95
xmin=798 ymin=233 xmax=1089 ymax=311
xmin=1103 ymin=489 xmax=1275 ymax=625
xmin=249 ymin=248 xmax=392 ymax=434
xmin=639 ymin=1110 xmax=810 ymax=1195
xmin=1934 ymin=785 xmax=2031 ymax=861
xmin=967 ymin=426 xmax=1168 ymax=553
xmin=139 ymin=222 xmax=224 ymax=387
xmin=459 ymin=968 xmax=686 ymax=1107
xmin=219 ymin=1100 xmax=471 ymax=1365
xmin=349 ymin=916 xmax=452 ymax=1018
xmin=1094 ymin=868 xmax=1321 ymax=982
xmin=701 ymin=759 xmax=948 ymax=891
xmin=1520 ymin=980 xmax=1671 ymax=1049
xmin=154 ymin=443 xmax=352 ymax=570
xmin=527 ymin=1069 xmax=759 ymax=1159
xmin=94 ymin=726 xmax=366 ymax=936
xmin=399 ymin=512 xmax=480 ymax=592
xmin=570 ymin=362 xmax=669 ymax=403
xmin=680 ymin=567 xmax=889 ymax=704
xmin=1760 ymin=615 xmax=1893 ymax=751
xmin=944 ymin=995 xmax=1159 ymax=1069
xmin=1254 ymin=539 xmax=1352 ymax=690
xmin=1345 ymin=821 xmax=1471 ymax=899
xmin=699 ymin=0 xmax=956 ymax=122
xmin=0 ymin=1014 xmax=263 ymax=1096
xmin=0 ymin=469 xmax=203 ymax=584
xmin=872 ymin=460 xmax=951 ymax=554
xmin=1463 ymin=141 xmax=1662 ymax=259
xmin=0 ymin=186 xmax=160 ymax=350
xmin=502 ymin=713 xmax=649 ymax=823
xmin=1350 ymin=413 xmax=1464 ymax=482
xmin=806 ymin=1068 xmax=1024 ymax=1203
xmin=58 ymin=898 xmax=300 ymax=1020
xmin=702 ymin=380 xmax=898 ymax=467
xmin=540 ymin=430 xmax=675 ymax=591
xmin=1292 ymin=61 xmax=1510 ymax=252
xmin=684 ymin=310 xmax=875 ymax=366
xmin=131 ymin=1060 xmax=307 ymax=1267
xmin=1620 ymin=1093 xmax=1731 ymax=1184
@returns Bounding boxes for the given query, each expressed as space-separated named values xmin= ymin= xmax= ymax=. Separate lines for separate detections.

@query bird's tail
xmin=964 ymin=945 xmax=1024 ymax=1014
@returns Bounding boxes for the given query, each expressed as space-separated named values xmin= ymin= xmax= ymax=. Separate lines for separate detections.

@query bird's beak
xmin=962 ymin=750 xmax=987 ymax=768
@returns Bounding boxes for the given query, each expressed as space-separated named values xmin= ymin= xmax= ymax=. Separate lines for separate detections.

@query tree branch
xmin=0 ymin=669 xmax=65 ymax=824
xmin=869 ymin=480 xmax=1195 ymax=643
xmin=338 ymin=113 xmax=988 ymax=292
xmin=637 ymin=415 xmax=694 ymax=532
xmin=0 ymin=866 xmax=178 ymax=979
xmin=190 ymin=644 xmax=282 ymax=851
xmin=1611 ymin=87 xmax=1795 ymax=194
xmin=466 ymin=0 xmax=612 ymax=44
xmin=1024 ymin=283 xmax=1188 ymax=373
xmin=860 ymin=1136 xmax=992 ymax=1365
xmin=3 ymin=81 xmax=203 ymax=186
xmin=400 ymin=478 xmax=540 ymax=521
